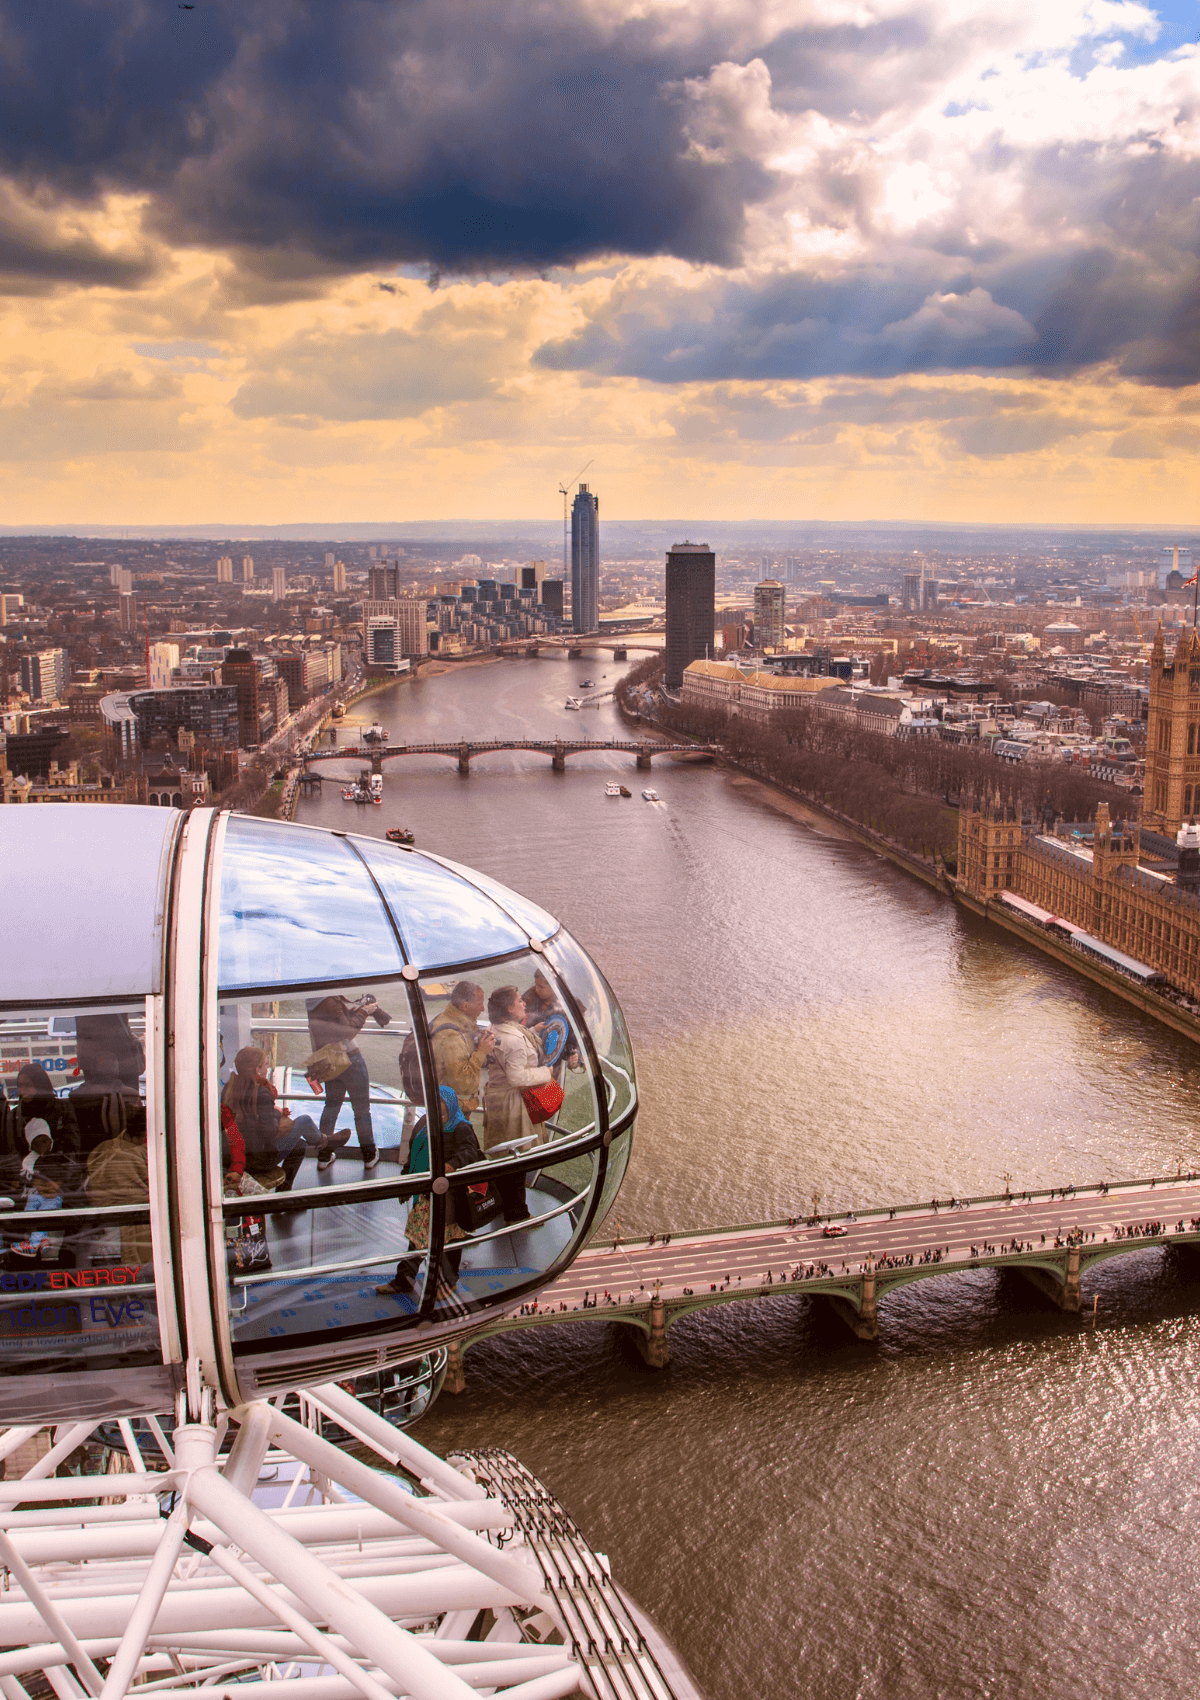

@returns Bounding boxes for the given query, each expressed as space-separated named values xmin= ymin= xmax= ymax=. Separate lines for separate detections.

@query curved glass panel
xmin=218 ymin=817 xmax=401 ymax=991
xmin=433 ymin=1148 xmax=598 ymax=1320
xmin=595 ymin=1126 xmax=633 ymax=1232
xmin=546 ymin=928 xmax=636 ymax=1124
xmin=418 ymin=956 xmax=599 ymax=1178
xmin=426 ymin=853 xmax=559 ymax=943
xmin=353 ymin=840 xmax=528 ymax=969
xmin=0 ymin=1002 xmax=160 ymax=1377
xmin=218 ymin=980 xmax=433 ymax=1350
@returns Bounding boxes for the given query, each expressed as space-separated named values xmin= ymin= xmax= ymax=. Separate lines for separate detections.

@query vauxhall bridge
xmin=302 ymin=738 xmax=718 ymax=776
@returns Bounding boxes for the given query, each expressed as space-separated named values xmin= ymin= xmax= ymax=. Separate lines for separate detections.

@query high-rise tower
xmin=665 ymin=542 xmax=716 ymax=688
xmin=571 ymin=484 xmax=599 ymax=633
xmin=753 ymin=579 xmax=787 ymax=651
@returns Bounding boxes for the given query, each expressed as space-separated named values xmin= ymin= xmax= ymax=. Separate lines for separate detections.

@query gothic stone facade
xmin=958 ymin=793 xmax=1200 ymax=1000
xmin=1143 ymin=624 xmax=1200 ymax=836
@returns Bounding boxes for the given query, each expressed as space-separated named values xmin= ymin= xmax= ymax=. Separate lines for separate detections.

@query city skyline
xmin=0 ymin=4 xmax=1198 ymax=527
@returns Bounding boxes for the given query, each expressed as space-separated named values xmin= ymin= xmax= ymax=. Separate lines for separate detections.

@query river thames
xmin=298 ymin=657 xmax=1200 ymax=1700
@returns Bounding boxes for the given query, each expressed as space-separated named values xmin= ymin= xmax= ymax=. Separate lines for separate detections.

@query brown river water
xmin=297 ymin=658 xmax=1200 ymax=1700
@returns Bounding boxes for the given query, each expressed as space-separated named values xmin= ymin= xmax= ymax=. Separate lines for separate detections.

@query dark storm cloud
xmin=0 ymin=0 xmax=770 ymax=285
xmin=535 ymin=125 xmax=1200 ymax=388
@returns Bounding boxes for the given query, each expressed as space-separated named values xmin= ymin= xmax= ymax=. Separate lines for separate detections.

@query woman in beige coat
xmin=482 ymin=985 xmax=552 ymax=1224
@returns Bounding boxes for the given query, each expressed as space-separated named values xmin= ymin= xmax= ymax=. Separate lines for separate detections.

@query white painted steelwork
xmin=0 ymin=1392 xmax=607 ymax=1700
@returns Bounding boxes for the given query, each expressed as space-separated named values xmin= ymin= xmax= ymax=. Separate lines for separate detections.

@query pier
xmin=444 ymin=1174 xmax=1200 ymax=1388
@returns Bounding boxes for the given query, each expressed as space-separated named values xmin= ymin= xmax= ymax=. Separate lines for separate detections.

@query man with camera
xmin=305 ymin=992 xmax=392 ymax=1172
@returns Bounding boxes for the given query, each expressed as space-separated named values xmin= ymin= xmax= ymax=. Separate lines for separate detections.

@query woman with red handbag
xmin=481 ymin=985 xmax=559 ymax=1224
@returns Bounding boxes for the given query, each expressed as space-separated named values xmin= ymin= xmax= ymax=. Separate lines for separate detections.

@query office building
xmin=272 ymin=566 xmax=286 ymax=601
xmin=540 ymin=579 xmax=564 ymax=620
xmin=363 ymin=597 xmax=428 ymax=667
xmin=368 ymin=562 xmax=400 ymax=600
xmin=4 ymin=723 xmax=70 ymax=777
xmin=241 ymin=556 xmax=255 ymax=584
xmin=364 ymin=613 xmax=400 ymax=669
xmin=109 ymin=685 xmax=242 ymax=754
xmin=119 ymin=569 xmax=133 ymax=596
xmin=119 ymin=592 xmax=139 ymax=634
xmin=108 ymin=565 xmax=123 ymax=588
xmin=147 ymin=643 xmax=180 ymax=691
xmin=902 ymin=573 xmax=922 ymax=612
xmin=332 ymin=559 xmax=347 ymax=594
xmin=324 ymin=552 xmax=336 ymax=568
xmin=0 ymin=593 xmax=24 ymax=626
xmin=753 ymin=579 xmax=787 ymax=652
xmin=276 ymin=649 xmax=329 ymax=706
xmin=220 ymin=650 xmax=288 ymax=746
xmin=664 ymin=542 xmax=716 ymax=689
xmin=396 ymin=597 xmax=429 ymax=658
xmin=216 ymin=555 xmax=233 ymax=583
xmin=19 ymin=648 xmax=69 ymax=705
xmin=571 ymin=484 xmax=599 ymax=633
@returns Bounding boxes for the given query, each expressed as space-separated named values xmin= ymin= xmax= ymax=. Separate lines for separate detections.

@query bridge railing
xmin=586 ymin=1171 xmax=1200 ymax=1248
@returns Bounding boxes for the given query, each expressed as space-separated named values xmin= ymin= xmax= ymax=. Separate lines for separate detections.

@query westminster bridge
xmin=442 ymin=1174 xmax=1200 ymax=1388
xmin=301 ymin=738 xmax=718 ymax=775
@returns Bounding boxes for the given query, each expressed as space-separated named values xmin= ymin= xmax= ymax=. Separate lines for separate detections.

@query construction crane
xmin=558 ymin=458 xmax=593 ymax=580
xmin=1129 ymin=608 xmax=1153 ymax=662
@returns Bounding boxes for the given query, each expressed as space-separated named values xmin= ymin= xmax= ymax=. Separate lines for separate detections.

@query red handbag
xmin=521 ymin=1080 xmax=564 ymax=1125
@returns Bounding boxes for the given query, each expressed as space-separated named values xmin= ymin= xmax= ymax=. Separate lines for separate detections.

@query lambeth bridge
xmin=302 ymin=738 xmax=718 ymax=775
xmin=442 ymin=1173 xmax=1200 ymax=1388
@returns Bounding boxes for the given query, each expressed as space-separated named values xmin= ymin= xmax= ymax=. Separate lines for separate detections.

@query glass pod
xmin=0 ymin=806 xmax=637 ymax=1422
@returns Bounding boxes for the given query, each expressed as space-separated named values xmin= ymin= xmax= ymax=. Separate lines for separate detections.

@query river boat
xmin=369 ymin=774 xmax=383 ymax=804
xmin=580 ymin=679 xmax=595 ymax=687
xmin=642 ymin=788 xmax=659 ymax=802
xmin=564 ymin=697 xmax=582 ymax=709
xmin=386 ymin=826 xmax=416 ymax=845
xmin=619 ymin=785 xmax=631 ymax=797
xmin=605 ymin=783 xmax=622 ymax=797
xmin=362 ymin=722 xmax=389 ymax=743
xmin=332 ymin=701 xmax=345 ymax=718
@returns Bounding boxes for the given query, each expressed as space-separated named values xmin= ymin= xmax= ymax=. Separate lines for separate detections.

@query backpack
xmin=399 ymin=1030 xmax=424 ymax=1103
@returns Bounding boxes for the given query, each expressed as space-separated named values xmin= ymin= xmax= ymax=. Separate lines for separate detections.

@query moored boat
xmin=386 ymin=826 xmax=416 ymax=845
xmin=619 ymin=785 xmax=631 ymax=797
xmin=605 ymin=783 xmax=621 ymax=797
xmin=363 ymin=721 xmax=389 ymax=743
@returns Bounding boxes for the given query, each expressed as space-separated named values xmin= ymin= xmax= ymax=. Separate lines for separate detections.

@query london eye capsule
xmin=0 ymin=806 xmax=637 ymax=1424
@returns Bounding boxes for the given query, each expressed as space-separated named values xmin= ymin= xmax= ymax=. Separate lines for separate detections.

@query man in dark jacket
xmin=306 ymin=993 xmax=392 ymax=1172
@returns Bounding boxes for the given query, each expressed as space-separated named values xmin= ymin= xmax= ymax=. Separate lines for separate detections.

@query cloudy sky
xmin=2 ymin=0 xmax=1199 ymax=525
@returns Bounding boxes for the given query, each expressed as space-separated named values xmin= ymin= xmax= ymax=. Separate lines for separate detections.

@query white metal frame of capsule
xmin=0 ymin=1389 xmax=690 ymax=1700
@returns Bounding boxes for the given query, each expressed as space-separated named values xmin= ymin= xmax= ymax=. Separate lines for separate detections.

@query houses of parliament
xmin=958 ymin=624 xmax=1200 ymax=1001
